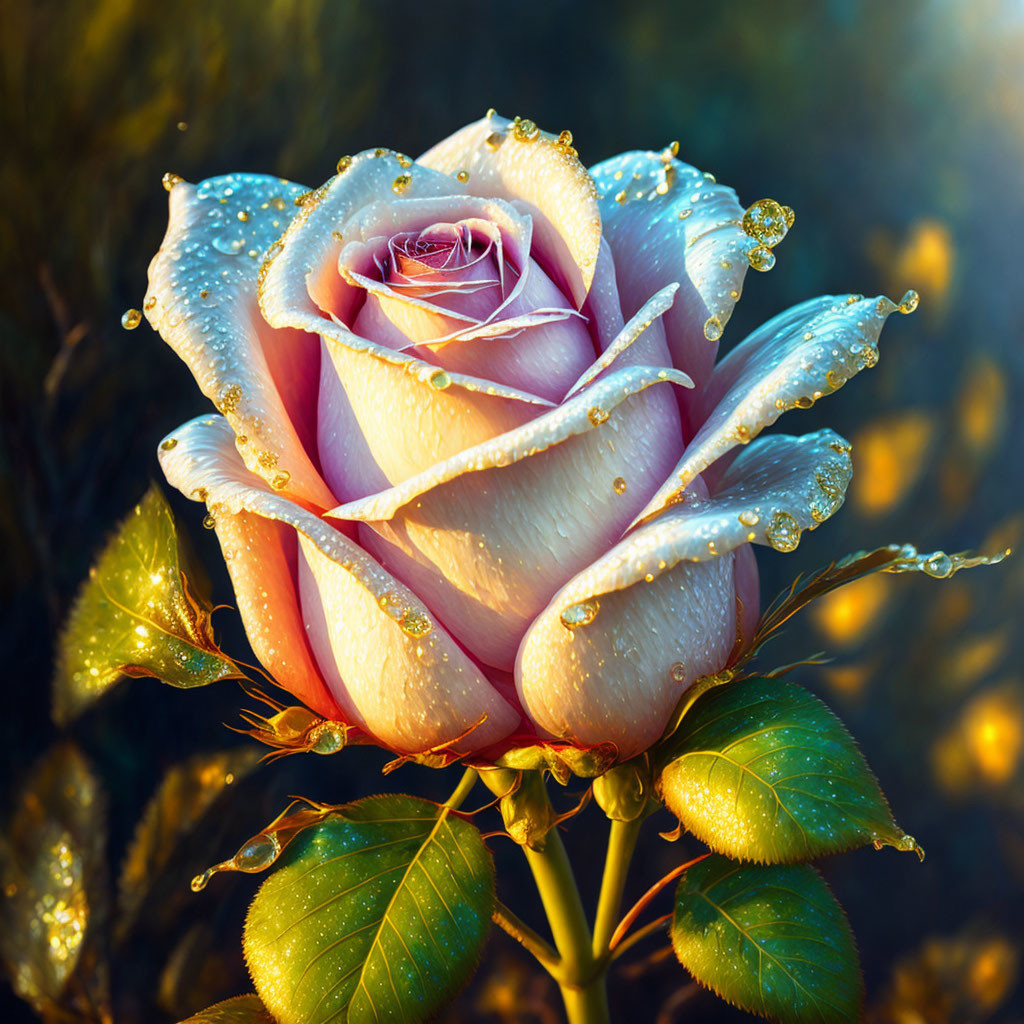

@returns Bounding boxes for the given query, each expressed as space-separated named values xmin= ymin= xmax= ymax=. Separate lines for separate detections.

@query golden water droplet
xmin=557 ymin=129 xmax=574 ymax=148
xmin=742 ymin=198 xmax=791 ymax=248
xmin=703 ymin=315 xmax=723 ymax=341
xmin=765 ymin=511 xmax=801 ymax=552
xmin=400 ymin=609 xmax=433 ymax=638
xmin=826 ymin=369 xmax=846 ymax=391
xmin=271 ymin=471 xmax=290 ymax=490
xmin=160 ymin=438 xmax=178 ymax=451
xmin=922 ymin=552 xmax=954 ymax=578
xmin=143 ymin=295 xmax=157 ymax=311
xmin=308 ymin=722 xmax=347 ymax=754
xmin=782 ymin=205 xmax=795 ymax=228
xmin=236 ymin=210 xmax=250 ymax=222
xmin=395 ymin=152 xmax=413 ymax=168
xmin=511 ymin=117 xmax=540 ymax=142
xmin=234 ymin=833 xmax=281 ymax=872
xmin=392 ymin=173 xmax=412 ymax=194
xmin=121 ymin=308 xmax=142 ymax=330
xmin=485 ymin=132 xmax=505 ymax=150
xmin=587 ymin=406 xmax=609 ymax=426
xmin=614 ymin=189 xmax=628 ymax=204
xmin=737 ymin=510 xmax=759 ymax=527
xmin=669 ymin=662 xmax=687 ymax=683
xmin=485 ymin=107 xmax=497 ymax=120
xmin=898 ymin=289 xmax=920 ymax=314
xmin=663 ymin=140 xmax=680 ymax=160
xmin=272 ymin=196 xmax=287 ymax=211
xmin=677 ymin=208 xmax=692 ymax=220
xmin=202 ymin=514 xmax=216 ymax=530
xmin=613 ymin=476 xmax=628 ymax=495
xmin=747 ymin=245 xmax=776 ymax=272
xmin=191 ymin=869 xmax=213 ymax=892
xmin=218 ymin=382 xmax=242 ymax=413
xmin=379 ymin=591 xmax=405 ymax=621
xmin=456 ymin=169 xmax=470 ymax=183
xmin=162 ymin=172 xmax=183 ymax=192
xmin=176 ymin=121 xmax=188 ymax=132
xmin=428 ymin=369 xmax=452 ymax=390
xmin=560 ymin=598 xmax=600 ymax=630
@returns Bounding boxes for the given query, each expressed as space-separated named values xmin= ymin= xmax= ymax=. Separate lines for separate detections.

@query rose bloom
xmin=150 ymin=112 xmax=909 ymax=764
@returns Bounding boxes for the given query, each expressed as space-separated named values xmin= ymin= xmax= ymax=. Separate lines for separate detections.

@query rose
xmin=149 ymin=112 xmax=908 ymax=763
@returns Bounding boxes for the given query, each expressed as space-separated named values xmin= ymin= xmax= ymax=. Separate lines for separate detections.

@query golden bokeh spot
xmin=811 ymin=574 xmax=890 ymax=647
xmin=962 ymin=689 xmax=1022 ymax=784
xmin=866 ymin=216 xmax=955 ymax=317
xmin=851 ymin=412 xmax=935 ymax=516
xmin=956 ymin=355 xmax=1007 ymax=456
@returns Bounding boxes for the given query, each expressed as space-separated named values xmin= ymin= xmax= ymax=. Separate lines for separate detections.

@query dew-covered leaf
xmin=672 ymin=856 xmax=862 ymax=1023
xmin=117 ymin=746 xmax=262 ymax=939
xmin=178 ymin=994 xmax=276 ymax=1023
xmin=657 ymin=678 xmax=921 ymax=863
xmin=0 ymin=743 xmax=110 ymax=1019
xmin=54 ymin=484 xmax=244 ymax=725
xmin=244 ymin=794 xmax=494 ymax=1024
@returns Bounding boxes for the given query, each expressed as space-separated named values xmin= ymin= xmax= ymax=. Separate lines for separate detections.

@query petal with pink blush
xmin=158 ymin=414 xmax=519 ymax=754
xmin=635 ymin=292 xmax=910 ymax=522
xmin=328 ymin=366 xmax=690 ymax=669
xmin=144 ymin=174 xmax=334 ymax=508
xmin=591 ymin=151 xmax=758 ymax=390
xmin=418 ymin=113 xmax=602 ymax=307
xmin=514 ymin=429 xmax=852 ymax=757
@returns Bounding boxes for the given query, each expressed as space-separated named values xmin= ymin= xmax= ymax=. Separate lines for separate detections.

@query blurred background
xmin=1 ymin=0 xmax=1022 ymax=1020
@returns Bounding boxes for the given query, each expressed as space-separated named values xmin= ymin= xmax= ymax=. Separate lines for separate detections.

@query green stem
xmin=591 ymin=816 xmax=642 ymax=958
xmin=481 ymin=770 xmax=610 ymax=1024
xmin=443 ymin=767 xmax=478 ymax=810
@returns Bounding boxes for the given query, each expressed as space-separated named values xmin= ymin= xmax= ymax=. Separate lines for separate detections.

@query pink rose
xmin=150 ymin=113 xmax=910 ymax=762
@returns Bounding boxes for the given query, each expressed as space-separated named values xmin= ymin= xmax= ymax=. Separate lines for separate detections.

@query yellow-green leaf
xmin=0 ymin=743 xmax=109 ymax=1019
xmin=672 ymin=856 xmax=862 ymax=1024
xmin=117 ymin=746 xmax=262 ymax=940
xmin=178 ymin=994 xmax=276 ymax=1023
xmin=657 ymin=678 xmax=922 ymax=863
xmin=244 ymin=795 xmax=494 ymax=1024
xmin=54 ymin=484 xmax=243 ymax=725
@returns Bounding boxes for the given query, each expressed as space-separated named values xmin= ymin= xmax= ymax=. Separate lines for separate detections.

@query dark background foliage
xmin=1 ymin=0 xmax=1023 ymax=1020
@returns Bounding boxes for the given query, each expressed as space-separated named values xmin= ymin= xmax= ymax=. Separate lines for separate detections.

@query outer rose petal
xmin=329 ymin=366 xmax=691 ymax=669
xmin=590 ymin=151 xmax=754 ymax=390
xmin=158 ymin=414 xmax=519 ymax=754
xmin=636 ymin=292 xmax=910 ymax=522
xmin=145 ymin=174 xmax=334 ymax=509
xmin=418 ymin=112 xmax=602 ymax=307
xmin=515 ymin=430 xmax=852 ymax=757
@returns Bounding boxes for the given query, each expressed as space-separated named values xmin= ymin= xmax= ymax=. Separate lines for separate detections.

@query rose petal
xmin=418 ymin=112 xmax=602 ymax=307
xmin=635 ymin=292 xmax=910 ymax=522
xmin=158 ymin=414 xmax=519 ymax=753
xmin=515 ymin=429 xmax=853 ymax=756
xmin=590 ymin=150 xmax=756 ymax=390
xmin=328 ymin=366 xmax=690 ymax=669
xmin=145 ymin=174 xmax=334 ymax=508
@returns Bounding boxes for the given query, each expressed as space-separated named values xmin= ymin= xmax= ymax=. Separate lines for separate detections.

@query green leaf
xmin=657 ymin=678 xmax=921 ymax=863
xmin=0 ymin=743 xmax=110 ymax=1019
xmin=244 ymin=794 xmax=494 ymax=1024
xmin=54 ymin=484 xmax=243 ymax=724
xmin=672 ymin=856 xmax=861 ymax=1023
xmin=178 ymin=994 xmax=276 ymax=1023
xmin=116 ymin=747 xmax=262 ymax=940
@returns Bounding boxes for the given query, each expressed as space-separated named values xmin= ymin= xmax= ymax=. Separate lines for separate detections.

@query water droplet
xmin=557 ymin=129 xmax=574 ymax=149
xmin=703 ymin=315 xmax=723 ymax=342
xmin=485 ymin=132 xmax=505 ymax=151
xmin=670 ymin=662 xmax=687 ymax=683
xmin=234 ymin=833 xmax=281 ymax=872
xmin=121 ymin=308 xmax=142 ymax=330
xmin=677 ymin=208 xmax=692 ymax=220
xmin=160 ymin=438 xmax=178 ymax=451
xmin=336 ymin=155 xmax=352 ymax=174
xmin=162 ymin=172 xmax=183 ymax=192
xmin=613 ymin=476 xmax=628 ymax=495
xmin=308 ymin=722 xmax=347 ymax=755
xmin=456 ymin=169 xmax=470 ymax=183
xmin=922 ymin=552 xmax=954 ymax=579
xmin=897 ymin=289 xmax=919 ymax=314
xmin=271 ymin=471 xmax=291 ymax=490
xmin=511 ymin=117 xmax=539 ymax=142
xmin=560 ymin=598 xmax=600 ymax=630
xmin=392 ymin=173 xmax=412 ymax=194
xmin=588 ymin=406 xmax=609 ymax=426
xmin=765 ymin=511 xmax=801 ymax=552
xmin=746 ymin=245 xmax=776 ymax=272
xmin=190 ymin=869 xmax=214 ymax=892
xmin=429 ymin=369 xmax=452 ymax=390
xmin=742 ymin=198 xmax=792 ymax=248
xmin=400 ymin=609 xmax=433 ymax=638
xmin=202 ymin=514 xmax=216 ymax=530
xmin=737 ymin=510 xmax=759 ymax=527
